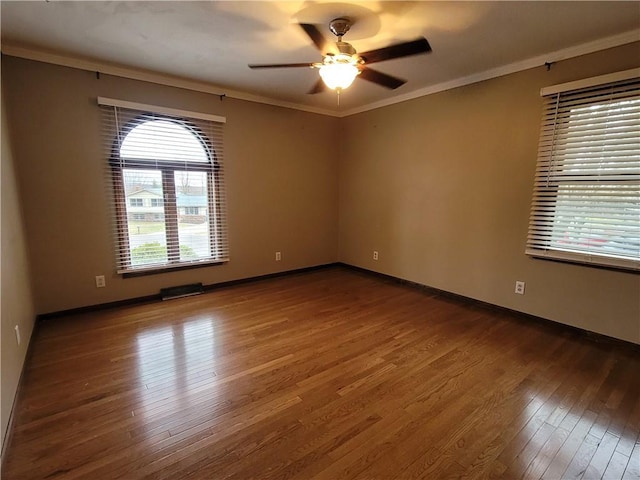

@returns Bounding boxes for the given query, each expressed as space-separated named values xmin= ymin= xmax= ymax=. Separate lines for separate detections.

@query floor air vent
xmin=160 ymin=283 xmax=204 ymax=301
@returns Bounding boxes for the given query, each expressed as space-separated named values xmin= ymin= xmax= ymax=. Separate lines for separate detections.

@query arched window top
xmin=120 ymin=119 xmax=209 ymax=163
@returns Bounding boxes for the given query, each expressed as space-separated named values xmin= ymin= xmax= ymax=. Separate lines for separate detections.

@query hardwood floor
xmin=3 ymin=266 xmax=639 ymax=479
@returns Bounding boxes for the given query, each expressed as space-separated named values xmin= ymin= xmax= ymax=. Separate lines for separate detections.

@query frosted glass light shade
xmin=319 ymin=63 xmax=359 ymax=90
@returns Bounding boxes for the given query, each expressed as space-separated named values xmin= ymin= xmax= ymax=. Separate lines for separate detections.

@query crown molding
xmin=0 ymin=44 xmax=341 ymax=118
xmin=339 ymin=28 xmax=640 ymax=117
xmin=3 ymin=27 xmax=638 ymax=119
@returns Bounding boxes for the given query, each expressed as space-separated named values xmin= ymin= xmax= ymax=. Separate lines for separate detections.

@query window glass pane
xmin=175 ymin=171 xmax=211 ymax=260
xmin=549 ymin=98 xmax=640 ymax=178
xmin=527 ymin=78 xmax=640 ymax=270
xmin=121 ymin=120 xmax=209 ymax=163
xmin=123 ymin=169 xmax=168 ymax=266
xmin=549 ymin=183 xmax=640 ymax=259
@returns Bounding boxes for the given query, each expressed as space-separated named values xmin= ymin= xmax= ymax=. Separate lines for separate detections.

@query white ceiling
xmin=1 ymin=1 xmax=639 ymax=116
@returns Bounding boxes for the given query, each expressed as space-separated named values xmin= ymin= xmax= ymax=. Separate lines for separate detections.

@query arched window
xmin=100 ymin=99 xmax=228 ymax=274
xmin=120 ymin=119 xmax=210 ymax=163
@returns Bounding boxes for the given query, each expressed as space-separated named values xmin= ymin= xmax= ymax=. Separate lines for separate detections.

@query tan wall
xmin=338 ymin=42 xmax=640 ymax=344
xmin=1 ymin=56 xmax=339 ymax=314
xmin=1 ymin=85 xmax=36 ymax=450
xmin=2 ymin=42 xmax=639 ymax=347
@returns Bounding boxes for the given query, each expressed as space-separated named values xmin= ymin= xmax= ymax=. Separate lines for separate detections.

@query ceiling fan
xmin=248 ymin=18 xmax=432 ymax=94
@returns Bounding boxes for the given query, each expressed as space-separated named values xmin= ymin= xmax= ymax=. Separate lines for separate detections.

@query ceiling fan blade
xmin=358 ymin=67 xmax=406 ymax=89
xmin=248 ymin=62 xmax=316 ymax=69
xmin=307 ymin=78 xmax=327 ymax=95
xmin=359 ymin=37 xmax=432 ymax=64
xmin=299 ymin=23 xmax=328 ymax=52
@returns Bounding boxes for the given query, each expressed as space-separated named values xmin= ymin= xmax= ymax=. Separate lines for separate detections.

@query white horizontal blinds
xmin=100 ymin=103 xmax=228 ymax=274
xmin=526 ymin=76 xmax=640 ymax=270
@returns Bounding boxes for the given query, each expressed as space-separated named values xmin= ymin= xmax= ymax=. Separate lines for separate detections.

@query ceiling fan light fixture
xmin=318 ymin=54 xmax=360 ymax=90
xmin=249 ymin=19 xmax=432 ymax=95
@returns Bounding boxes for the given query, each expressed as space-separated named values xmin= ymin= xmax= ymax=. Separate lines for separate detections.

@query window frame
xmin=183 ymin=206 xmax=200 ymax=216
xmin=100 ymin=98 xmax=228 ymax=275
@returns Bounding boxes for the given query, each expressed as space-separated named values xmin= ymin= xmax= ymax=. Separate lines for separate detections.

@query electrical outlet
xmin=275 ymin=251 xmax=281 ymax=261
xmin=15 ymin=325 xmax=21 ymax=346
xmin=373 ymin=251 xmax=379 ymax=261
xmin=515 ymin=281 xmax=525 ymax=295
xmin=95 ymin=275 xmax=106 ymax=288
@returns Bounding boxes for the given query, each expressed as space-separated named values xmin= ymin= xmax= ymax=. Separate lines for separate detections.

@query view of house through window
xmin=123 ymin=169 xmax=168 ymax=266
xmin=123 ymin=168 xmax=212 ymax=266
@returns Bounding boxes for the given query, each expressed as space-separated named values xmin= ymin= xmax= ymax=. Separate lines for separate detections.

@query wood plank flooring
xmin=3 ymin=266 xmax=639 ymax=479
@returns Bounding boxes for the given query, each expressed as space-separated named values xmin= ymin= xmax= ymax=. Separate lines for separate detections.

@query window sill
xmin=120 ymin=258 xmax=228 ymax=278
xmin=526 ymin=248 xmax=639 ymax=273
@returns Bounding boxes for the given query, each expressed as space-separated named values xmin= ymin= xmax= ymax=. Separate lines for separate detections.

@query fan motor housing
xmin=329 ymin=18 xmax=352 ymax=38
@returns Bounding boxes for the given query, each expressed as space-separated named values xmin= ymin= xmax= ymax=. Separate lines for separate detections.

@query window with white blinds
xmin=526 ymin=73 xmax=640 ymax=271
xmin=99 ymin=98 xmax=229 ymax=274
